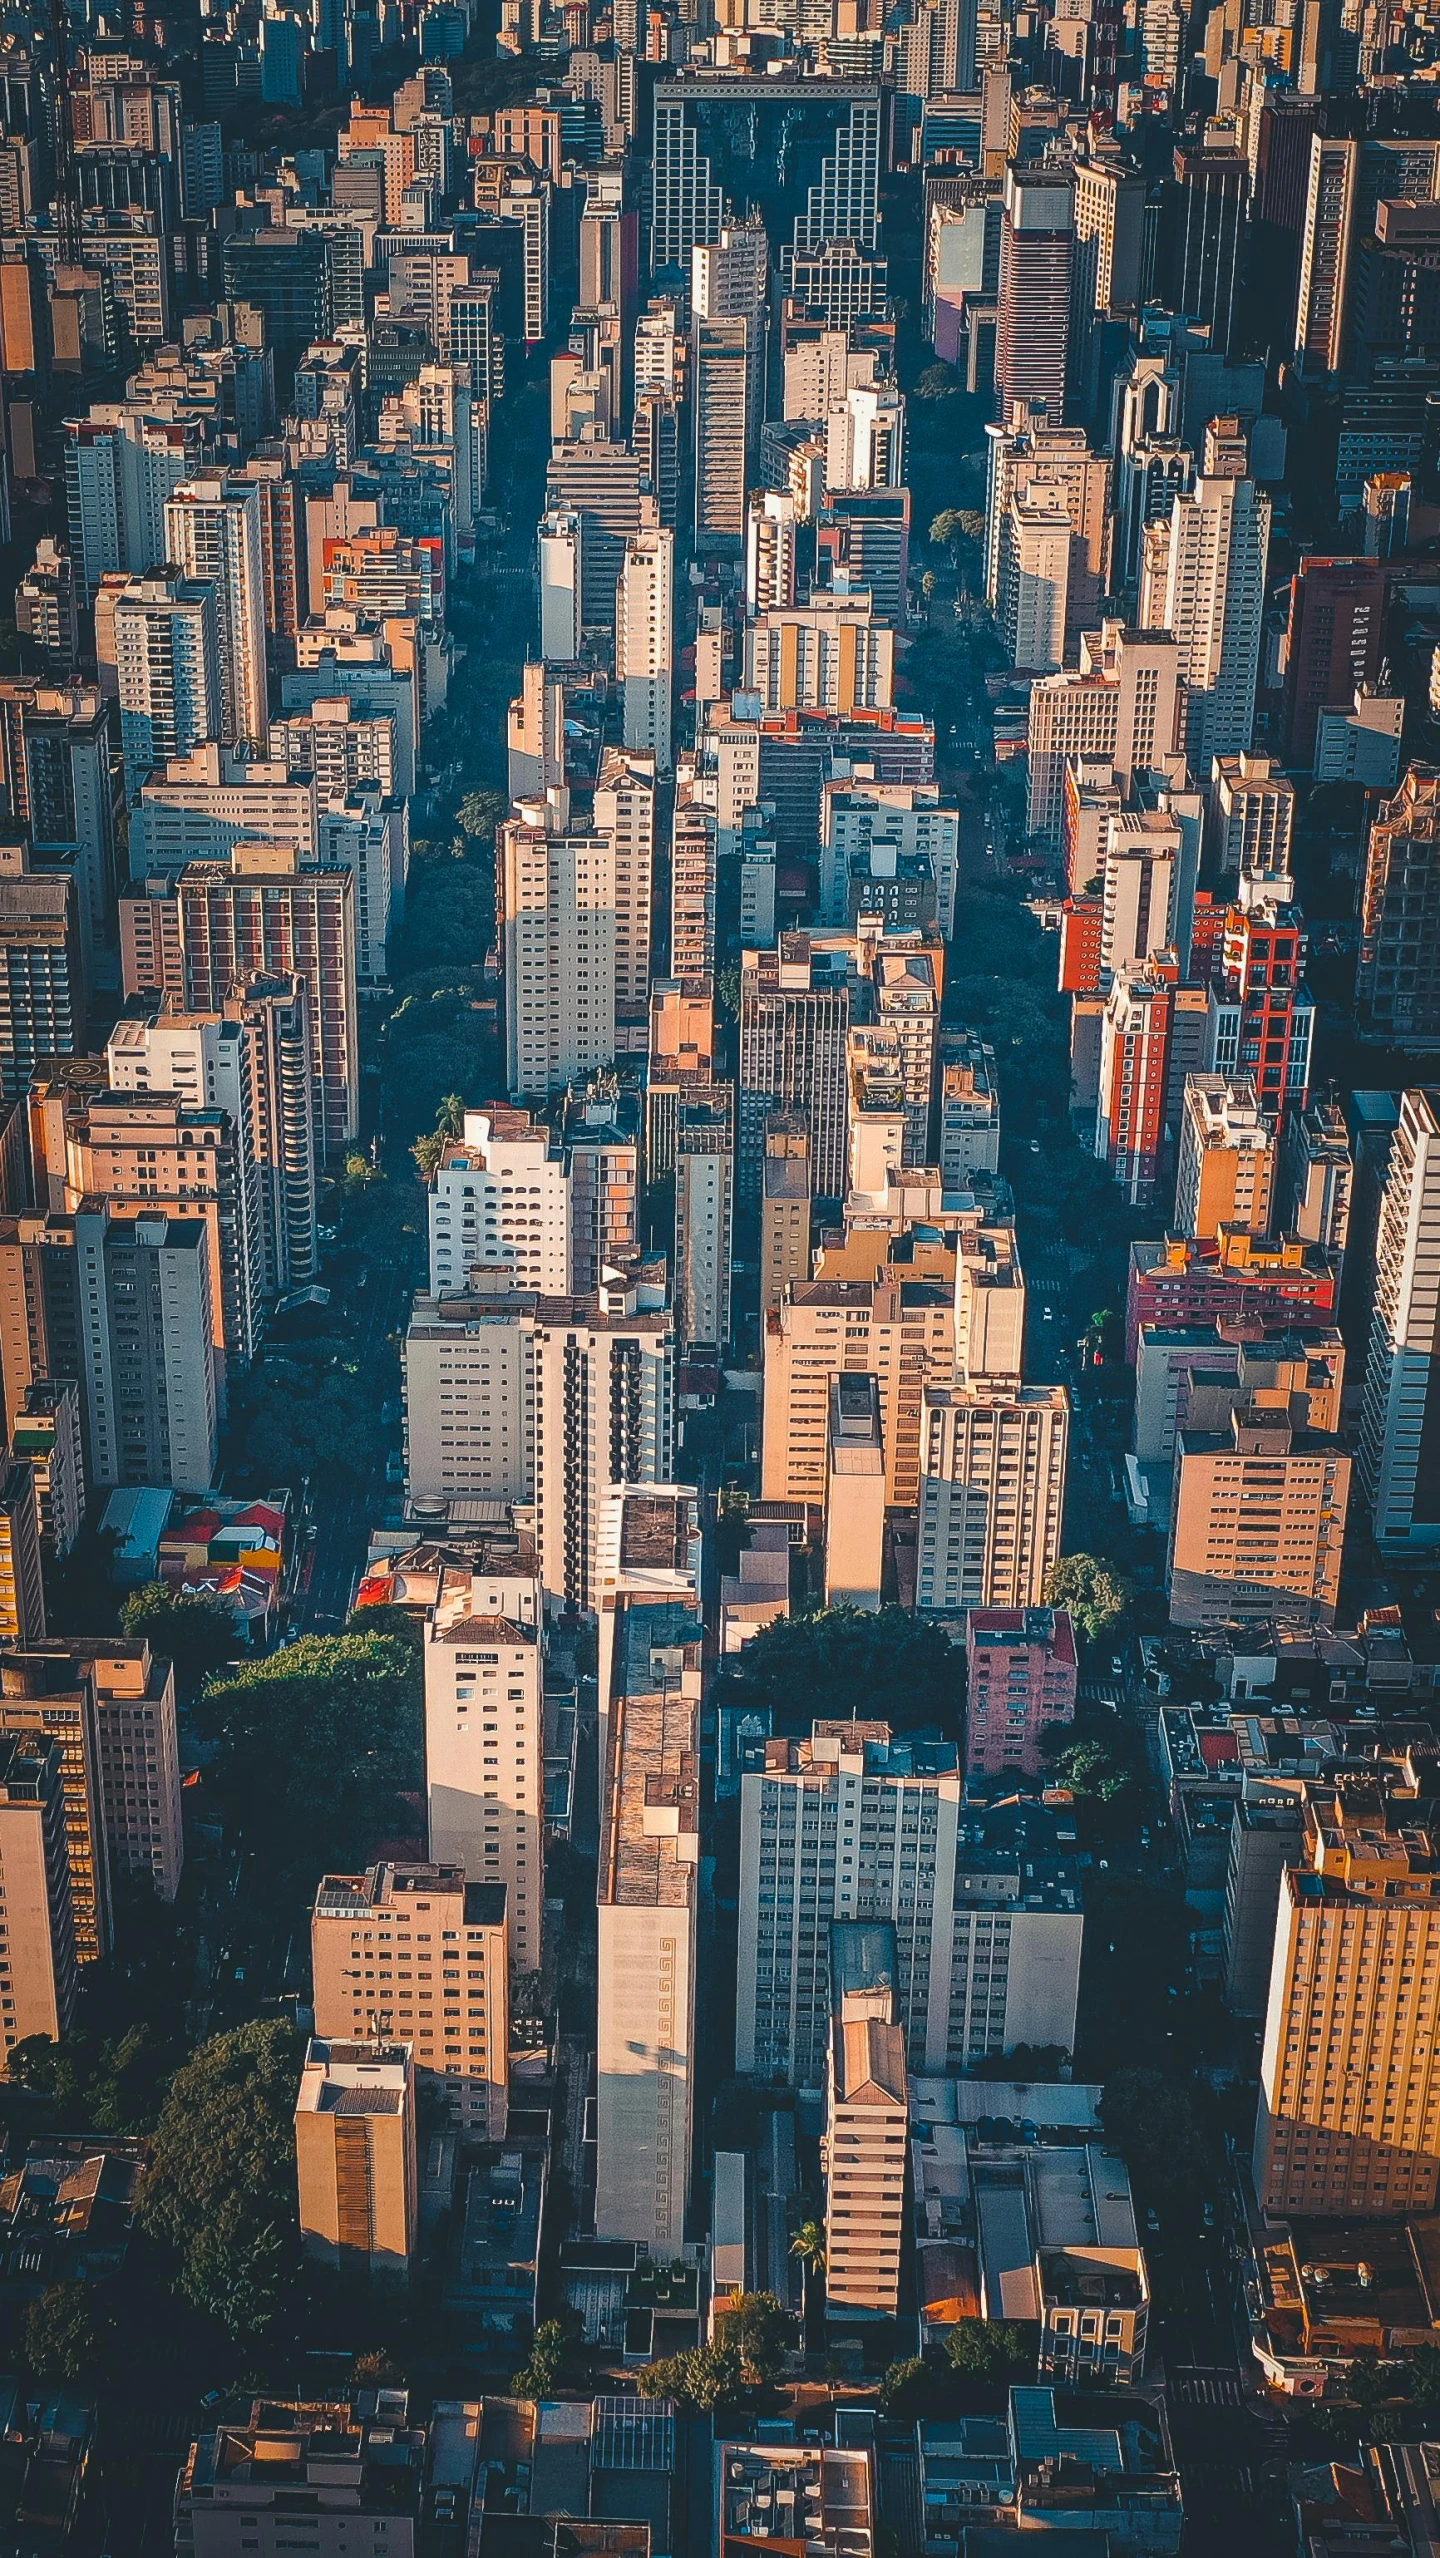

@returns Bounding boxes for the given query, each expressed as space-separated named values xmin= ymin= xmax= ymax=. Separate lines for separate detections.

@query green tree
xmin=719 ymin=2291 xmax=795 ymax=2383
xmin=118 ymin=1584 xmax=235 ymax=1690
xmin=915 ymin=364 xmax=957 ymax=399
xmin=138 ymin=2019 xmax=302 ymax=2340
xmin=879 ymin=2358 xmax=935 ymax=2418
xmin=1099 ymin=2067 xmax=1215 ymax=2216
xmin=1041 ymin=1730 xmax=1134 ymax=1805
xmin=944 ymin=2321 xmax=1034 ymax=2386
xmin=25 ymin=2285 xmax=101 ymax=2380
xmin=790 ymin=2219 xmax=826 ymax=2277
xmin=721 ymin=1606 xmax=959 ymax=1734
xmin=637 ymin=2341 xmax=744 ymax=2412
xmin=197 ymin=1633 xmax=422 ymax=1906
xmin=1043 ymin=1554 xmax=1130 ymax=1646
xmin=455 ymin=790 xmax=507 ymax=843
xmin=929 ymin=508 xmax=966 ymax=555
xmin=511 ymin=2318 xmax=570 ymax=2397
xmin=411 ymin=1092 xmax=467 ymax=1178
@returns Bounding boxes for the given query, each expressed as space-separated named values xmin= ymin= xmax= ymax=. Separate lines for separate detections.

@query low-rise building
xmin=176 ymin=2395 xmax=428 ymax=2558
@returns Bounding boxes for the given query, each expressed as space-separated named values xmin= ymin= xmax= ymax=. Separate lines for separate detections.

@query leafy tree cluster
xmin=9 ymin=2021 xmax=178 ymax=2133
xmin=137 ymin=2018 xmax=303 ymax=2342
xmin=25 ymin=2284 xmax=102 ymax=2381
xmin=1099 ymin=2067 xmax=1219 ymax=2221
xmin=231 ymin=1333 xmax=390 ymax=1487
xmin=119 ymin=1583 xmax=235 ymax=1693
xmin=636 ymin=2293 xmax=794 ymax=2412
xmin=196 ymin=1632 xmax=422 ymax=1910
xmin=713 ymin=2291 xmax=795 ymax=2382
xmin=637 ymin=2341 xmax=743 ymax=2413
xmin=719 ymin=1606 xmax=960 ymax=1736
xmin=880 ymin=2323 xmax=1035 ymax=2417
xmin=1044 ymin=1554 xmax=1130 ymax=1646
xmin=511 ymin=2318 xmax=577 ymax=2398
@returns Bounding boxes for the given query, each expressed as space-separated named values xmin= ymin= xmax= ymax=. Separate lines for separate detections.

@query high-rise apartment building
xmin=64 ymin=407 xmax=204 ymax=596
xmin=501 ymin=799 xmax=616 ymax=1102
xmin=595 ymin=1647 xmax=698 ymax=2257
xmin=938 ymin=1036 xmax=1000 ymax=1184
xmin=163 ymin=475 xmax=268 ymax=751
xmin=0 ymin=1732 xmax=77 ymax=2060
xmin=74 ymin=1205 xmax=218 ymax=1496
xmin=763 ymin=1276 xmax=955 ymax=1512
xmin=111 ymin=572 xmax=222 ymax=804
xmin=16 ymin=541 xmax=80 ymax=678
xmin=1026 ymin=623 xmax=1182 ymax=850
xmin=743 ymin=598 xmax=895 ymax=716
xmin=41 ymin=1082 xmax=262 ymax=1392
xmin=1208 ymin=752 xmax=1295 ymax=896
xmin=0 ymin=1464 xmax=44 ymax=1649
xmin=692 ymin=220 xmax=769 ymax=458
xmin=746 ymin=492 xmax=798 ymax=616
xmin=426 ymin=1107 xmax=570 ymax=1297
xmin=670 ymin=795 xmax=717 ymax=981
xmin=916 ymin=1383 xmax=1069 ymax=1611
xmin=0 ymin=844 xmax=85 ymax=1101
xmin=1205 ymin=900 xmax=1314 ymax=1112
xmin=295 ymin=2038 xmax=417 ymax=2289
xmin=537 ymin=509 xmax=582 ymax=664
xmin=120 ymin=849 xmax=359 ymax=1154
xmin=106 ymin=983 xmax=318 ymax=1297
xmin=673 ymin=1087 xmax=734 ymax=1351
xmin=1280 ymin=1097 xmax=1353 ymax=1259
xmin=740 ymin=937 xmax=852 ymax=1201
xmin=984 ymin=408 xmax=1112 ymax=644
xmin=1254 ymin=1775 xmax=1440 ymax=2216
xmin=996 ymin=167 xmax=1073 ymax=424
xmin=737 ymin=1725 xmax=1083 ymax=2091
xmin=588 ymin=749 xmax=655 ymax=1045
xmin=615 ymin=529 xmax=674 ymax=774
xmin=1360 ymin=1088 xmax=1440 ymax=1554
xmin=1279 ymin=555 xmax=1389 ymax=767
xmin=1173 ymin=1074 xmax=1277 ymax=1239
xmin=311 ymin=1862 xmax=509 ymax=2140
xmin=1169 ymin=1401 xmax=1350 ymax=1626
xmin=424 ymin=1568 xmax=543 ymax=1975
xmin=761 ymin=1113 xmax=811 ymax=1316
xmin=820 ymin=781 xmax=960 ymax=942
xmin=0 ymin=1643 xmax=105 ymax=1964
xmin=693 ymin=316 xmax=749 ymax=544
xmin=1139 ymin=424 xmax=1270 ymax=774
xmin=1357 ymin=767 xmax=1440 ymax=1051
xmin=12 ymin=1382 xmax=85 ymax=1564
xmin=823 ymin=1945 xmax=907 ymax=2322
xmin=1094 ymin=959 xmax=1209 ymax=1207
xmin=402 ymin=1277 xmax=674 ymax=1607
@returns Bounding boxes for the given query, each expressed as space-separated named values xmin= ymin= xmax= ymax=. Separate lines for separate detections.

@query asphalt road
xmin=296 ymin=1244 xmax=416 ymax=1631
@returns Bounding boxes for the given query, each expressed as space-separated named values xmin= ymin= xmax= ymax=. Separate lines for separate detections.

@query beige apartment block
xmin=0 ymin=1731 xmax=76 ymax=2058
xmin=824 ymin=1374 xmax=886 ymax=1611
xmin=1255 ymin=1776 xmax=1440 ymax=2217
xmin=763 ymin=1276 xmax=954 ymax=1509
xmin=1173 ymin=1074 xmax=1277 ymax=1240
xmin=295 ymin=2037 xmax=417 ymax=2288
xmin=1168 ymin=1402 xmax=1350 ymax=1628
xmin=824 ymin=1943 xmax=907 ymax=2319
xmin=311 ymin=1862 xmax=508 ymax=2140
xmin=596 ymin=1667 xmax=698 ymax=2256
xmin=424 ymin=1584 xmax=543 ymax=1972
